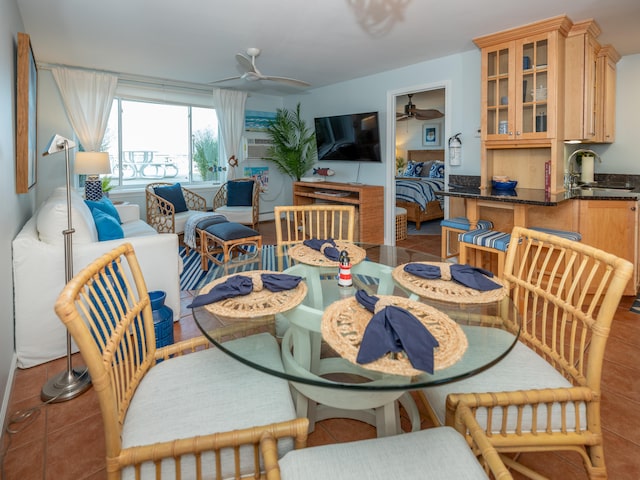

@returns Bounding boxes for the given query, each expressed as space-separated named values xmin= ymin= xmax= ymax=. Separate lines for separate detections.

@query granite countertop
xmin=438 ymin=186 xmax=640 ymax=205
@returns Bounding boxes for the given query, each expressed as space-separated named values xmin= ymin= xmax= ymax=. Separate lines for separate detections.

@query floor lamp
xmin=41 ymin=134 xmax=92 ymax=402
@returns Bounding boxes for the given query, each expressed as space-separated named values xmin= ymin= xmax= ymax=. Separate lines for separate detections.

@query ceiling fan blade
xmin=396 ymin=114 xmax=409 ymax=121
xmin=413 ymin=110 xmax=444 ymax=120
xmin=209 ymin=75 xmax=243 ymax=84
xmin=262 ymin=75 xmax=311 ymax=87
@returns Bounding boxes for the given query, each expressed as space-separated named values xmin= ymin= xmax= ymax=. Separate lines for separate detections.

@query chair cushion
xmin=278 ymin=426 xmax=488 ymax=479
xmin=529 ymin=227 xmax=582 ymax=241
xmin=440 ymin=217 xmax=493 ymax=231
xmin=90 ymin=208 xmax=125 ymax=241
xmin=227 ymin=180 xmax=254 ymax=207
xmin=154 ymin=183 xmax=188 ymax=213
xmin=122 ymin=333 xmax=296 ymax=480
xmin=459 ymin=230 xmax=511 ymax=251
xmin=85 ymin=197 xmax=122 ymax=224
xmin=422 ymin=340 xmax=587 ymax=432
xmin=204 ymin=222 xmax=259 ymax=241
xmin=213 ymin=205 xmax=254 ymax=225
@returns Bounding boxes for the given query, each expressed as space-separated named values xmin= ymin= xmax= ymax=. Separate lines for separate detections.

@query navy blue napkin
xmin=355 ymin=290 xmax=439 ymax=374
xmin=303 ymin=238 xmax=341 ymax=261
xmin=187 ymin=273 xmax=302 ymax=308
xmin=403 ymin=263 xmax=502 ymax=291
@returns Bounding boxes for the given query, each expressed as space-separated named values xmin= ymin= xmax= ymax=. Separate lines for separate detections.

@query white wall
xmin=0 ymin=0 xmax=32 ymax=428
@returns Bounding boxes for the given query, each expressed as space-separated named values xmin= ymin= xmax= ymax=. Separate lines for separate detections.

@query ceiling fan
xmin=396 ymin=94 xmax=443 ymax=121
xmin=212 ymin=47 xmax=311 ymax=88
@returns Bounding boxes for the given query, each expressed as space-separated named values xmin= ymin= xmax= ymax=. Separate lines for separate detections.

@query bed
xmin=395 ymin=150 xmax=445 ymax=230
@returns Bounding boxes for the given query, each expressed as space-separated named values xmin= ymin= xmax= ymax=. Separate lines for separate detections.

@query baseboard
xmin=0 ymin=353 xmax=18 ymax=440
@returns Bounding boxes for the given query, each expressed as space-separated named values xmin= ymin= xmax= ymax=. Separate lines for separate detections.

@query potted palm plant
xmin=265 ymin=103 xmax=316 ymax=181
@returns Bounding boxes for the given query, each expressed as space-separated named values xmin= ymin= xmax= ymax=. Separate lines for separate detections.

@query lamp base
xmin=85 ymin=177 xmax=103 ymax=201
xmin=41 ymin=367 xmax=91 ymax=403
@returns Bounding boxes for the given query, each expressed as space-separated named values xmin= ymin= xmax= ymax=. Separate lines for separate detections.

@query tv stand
xmin=293 ymin=181 xmax=384 ymax=244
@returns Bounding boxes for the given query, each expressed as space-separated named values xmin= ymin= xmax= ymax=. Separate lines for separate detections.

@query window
xmin=103 ymin=98 xmax=223 ymax=188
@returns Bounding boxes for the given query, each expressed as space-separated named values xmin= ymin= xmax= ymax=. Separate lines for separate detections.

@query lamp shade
xmin=75 ymin=151 xmax=111 ymax=175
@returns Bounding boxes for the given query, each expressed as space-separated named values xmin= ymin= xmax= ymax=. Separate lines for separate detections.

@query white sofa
xmin=13 ymin=187 xmax=181 ymax=368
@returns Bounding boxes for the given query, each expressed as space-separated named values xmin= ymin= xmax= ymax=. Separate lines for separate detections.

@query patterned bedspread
xmin=396 ymin=178 xmax=445 ymax=211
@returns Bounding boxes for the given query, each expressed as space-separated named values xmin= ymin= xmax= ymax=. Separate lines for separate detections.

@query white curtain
xmin=52 ymin=67 xmax=118 ymax=152
xmin=213 ymin=88 xmax=247 ymax=180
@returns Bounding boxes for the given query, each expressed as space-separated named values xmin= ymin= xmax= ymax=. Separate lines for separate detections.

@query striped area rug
xmin=631 ymin=295 xmax=640 ymax=314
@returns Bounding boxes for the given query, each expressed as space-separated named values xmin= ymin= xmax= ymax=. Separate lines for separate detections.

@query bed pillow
xmin=154 ymin=183 xmax=188 ymax=213
xmin=402 ymin=161 xmax=424 ymax=177
xmin=418 ymin=161 xmax=436 ymax=177
xmin=428 ymin=161 xmax=445 ymax=178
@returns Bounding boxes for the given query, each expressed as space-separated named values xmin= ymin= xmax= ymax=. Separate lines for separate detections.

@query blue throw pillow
xmin=85 ymin=197 xmax=122 ymax=224
xmin=402 ymin=161 xmax=423 ymax=177
xmin=91 ymin=208 xmax=124 ymax=241
xmin=154 ymin=183 xmax=188 ymax=213
xmin=429 ymin=161 xmax=445 ymax=178
xmin=227 ymin=180 xmax=254 ymax=207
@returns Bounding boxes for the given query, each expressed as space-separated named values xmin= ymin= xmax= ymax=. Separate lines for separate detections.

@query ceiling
xmin=17 ymin=0 xmax=640 ymax=95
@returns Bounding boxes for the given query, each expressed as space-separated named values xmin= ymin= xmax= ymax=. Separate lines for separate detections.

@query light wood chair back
xmin=211 ymin=177 xmax=260 ymax=229
xmin=54 ymin=243 xmax=307 ymax=479
xmin=145 ymin=182 xmax=207 ymax=234
xmin=274 ymin=205 xmax=355 ymax=246
xmin=446 ymin=226 xmax=634 ymax=479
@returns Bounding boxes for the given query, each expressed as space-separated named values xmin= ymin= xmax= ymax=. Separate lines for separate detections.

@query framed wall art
xmin=16 ymin=32 xmax=38 ymax=193
xmin=422 ymin=120 xmax=442 ymax=149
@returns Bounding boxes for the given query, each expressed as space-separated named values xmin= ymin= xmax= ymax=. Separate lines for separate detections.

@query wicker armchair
xmin=145 ymin=182 xmax=207 ymax=236
xmin=212 ymin=178 xmax=260 ymax=230
xmin=274 ymin=205 xmax=355 ymax=246
xmin=54 ymin=242 xmax=307 ymax=479
xmin=261 ymin=403 xmax=513 ymax=479
xmin=420 ymin=226 xmax=634 ymax=480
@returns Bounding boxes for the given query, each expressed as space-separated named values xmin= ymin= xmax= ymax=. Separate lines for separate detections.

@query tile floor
xmin=2 ymin=221 xmax=639 ymax=479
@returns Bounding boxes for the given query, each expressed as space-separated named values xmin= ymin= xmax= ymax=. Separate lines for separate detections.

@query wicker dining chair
xmin=261 ymin=403 xmax=514 ymax=479
xmin=145 ymin=181 xmax=207 ymax=236
xmin=419 ymin=226 xmax=634 ymax=480
xmin=54 ymin=242 xmax=307 ymax=480
xmin=274 ymin=204 xmax=355 ymax=246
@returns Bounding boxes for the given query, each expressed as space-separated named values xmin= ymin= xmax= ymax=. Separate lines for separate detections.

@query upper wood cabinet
xmin=475 ymin=16 xmax=572 ymax=144
xmin=564 ymin=20 xmax=620 ymax=143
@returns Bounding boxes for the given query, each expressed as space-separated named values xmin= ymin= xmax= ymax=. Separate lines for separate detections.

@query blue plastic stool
xmin=440 ymin=217 xmax=493 ymax=260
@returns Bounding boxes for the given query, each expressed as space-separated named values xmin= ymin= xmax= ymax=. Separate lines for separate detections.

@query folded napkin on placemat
xmin=404 ymin=263 xmax=502 ymax=291
xmin=355 ymin=290 xmax=439 ymax=374
xmin=187 ymin=273 xmax=302 ymax=308
xmin=302 ymin=238 xmax=340 ymax=261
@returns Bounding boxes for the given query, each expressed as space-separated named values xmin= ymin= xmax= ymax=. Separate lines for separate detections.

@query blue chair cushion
xmin=440 ymin=217 xmax=493 ymax=231
xmin=90 ymin=208 xmax=124 ymax=241
xmin=459 ymin=230 xmax=511 ymax=251
xmin=85 ymin=197 xmax=122 ymax=224
xmin=204 ymin=222 xmax=259 ymax=241
xmin=529 ymin=227 xmax=582 ymax=241
xmin=227 ymin=180 xmax=254 ymax=207
xmin=154 ymin=183 xmax=188 ymax=213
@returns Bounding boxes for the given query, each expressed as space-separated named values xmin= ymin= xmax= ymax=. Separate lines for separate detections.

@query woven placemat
xmin=321 ymin=295 xmax=468 ymax=376
xmin=392 ymin=262 xmax=508 ymax=304
xmin=199 ymin=270 xmax=307 ymax=318
xmin=288 ymin=241 xmax=366 ymax=267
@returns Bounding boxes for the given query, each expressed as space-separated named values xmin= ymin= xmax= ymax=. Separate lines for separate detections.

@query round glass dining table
xmin=191 ymin=243 xmax=521 ymax=392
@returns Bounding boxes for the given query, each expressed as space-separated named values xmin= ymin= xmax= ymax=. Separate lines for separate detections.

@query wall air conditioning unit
xmin=245 ymin=136 xmax=273 ymax=159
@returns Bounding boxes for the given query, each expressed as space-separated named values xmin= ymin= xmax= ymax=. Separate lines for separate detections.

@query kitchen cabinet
xmin=578 ymin=200 xmax=639 ymax=296
xmin=564 ymin=20 xmax=619 ymax=143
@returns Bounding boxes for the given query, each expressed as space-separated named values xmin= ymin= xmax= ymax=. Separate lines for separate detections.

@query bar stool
xmin=440 ymin=217 xmax=493 ymax=260
xmin=395 ymin=207 xmax=407 ymax=241
xmin=528 ymin=226 xmax=582 ymax=242
xmin=459 ymin=230 xmax=512 ymax=278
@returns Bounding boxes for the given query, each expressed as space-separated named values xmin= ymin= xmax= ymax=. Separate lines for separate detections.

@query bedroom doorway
xmin=386 ymin=83 xmax=450 ymax=244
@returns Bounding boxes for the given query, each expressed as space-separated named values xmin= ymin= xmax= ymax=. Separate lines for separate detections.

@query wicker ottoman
xmin=197 ymin=221 xmax=262 ymax=271
xmin=395 ymin=207 xmax=407 ymax=241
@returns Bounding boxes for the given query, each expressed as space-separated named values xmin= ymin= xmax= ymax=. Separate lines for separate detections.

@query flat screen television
xmin=313 ymin=111 xmax=381 ymax=162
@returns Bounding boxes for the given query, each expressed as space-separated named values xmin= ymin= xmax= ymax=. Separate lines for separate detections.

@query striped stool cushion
xmin=440 ymin=217 xmax=493 ymax=231
xmin=529 ymin=227 xmax=582 ymax=241
xmin=459 ymin=230 xmax=511 ymax=251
